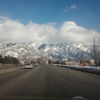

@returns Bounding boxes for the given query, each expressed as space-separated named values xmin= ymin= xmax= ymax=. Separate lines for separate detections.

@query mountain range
xmin=0 ymin=41 xmax=97 ymax=61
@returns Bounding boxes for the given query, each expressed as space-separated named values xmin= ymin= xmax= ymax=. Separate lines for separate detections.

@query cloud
xmin=0 ymin=16 xmax=100 ymax=44
xmin=70 ymin=4 xmax=77 ymax=9
xmin=64 ymin=4 xmax=77 ymax=12
xmin=57 ymin=21 xmax=100 ymax=44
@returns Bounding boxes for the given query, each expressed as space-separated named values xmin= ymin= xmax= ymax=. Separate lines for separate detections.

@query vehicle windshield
xmin=0 ymin=0 xmax=100 ymax=100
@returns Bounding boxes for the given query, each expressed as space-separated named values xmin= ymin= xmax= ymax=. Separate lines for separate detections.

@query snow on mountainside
xmin=37 ymin=43 xmax=94 ymax=60
xmin=0 ymin=41 xmax=97 ymax=60
xmin=0 ymin=41 xmax=40 ymax=59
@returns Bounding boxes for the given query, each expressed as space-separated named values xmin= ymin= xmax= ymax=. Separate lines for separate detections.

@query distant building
xmin=61 ymin=58 xmax=68 ymax=65
xmin=45 ymin=60 xmax=48 ymax=64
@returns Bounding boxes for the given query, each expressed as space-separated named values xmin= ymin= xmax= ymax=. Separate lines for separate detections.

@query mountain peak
xmin=0 ymin=41 xmax=95 ymax=60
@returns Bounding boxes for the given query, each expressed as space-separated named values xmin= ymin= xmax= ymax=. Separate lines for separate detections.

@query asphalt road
xmin=0 ymin=64 xmax=100 ymax=99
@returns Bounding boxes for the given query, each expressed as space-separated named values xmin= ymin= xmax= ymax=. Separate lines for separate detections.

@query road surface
xmin=0 ymin=64 xmax=100 ymax=99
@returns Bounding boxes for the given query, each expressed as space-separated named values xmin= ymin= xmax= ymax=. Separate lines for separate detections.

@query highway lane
xmin=0 ymin=64 xmax=100 ymax=99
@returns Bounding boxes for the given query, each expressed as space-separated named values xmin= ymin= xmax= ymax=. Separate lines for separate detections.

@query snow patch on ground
xmin=53 ymin=64 xmax=100 ymax=70
xmin=71 ymin=65 xmax=100 ymax=70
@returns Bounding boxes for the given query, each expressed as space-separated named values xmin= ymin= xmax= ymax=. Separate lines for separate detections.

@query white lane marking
xmin=23 ymin=74 xmax=29 ymax=78
xmin=22 ymin=66 xmax=40 ymax=78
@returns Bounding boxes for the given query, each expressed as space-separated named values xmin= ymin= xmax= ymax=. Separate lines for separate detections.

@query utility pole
xmin=93 ymin=39 xmax=96 ymax=66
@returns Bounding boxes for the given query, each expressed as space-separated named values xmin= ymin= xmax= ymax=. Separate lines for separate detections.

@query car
xmin=36 ymin=63 xmax=39 ymax=66
xmin=25 ymin=64 xmax=32 ymax=69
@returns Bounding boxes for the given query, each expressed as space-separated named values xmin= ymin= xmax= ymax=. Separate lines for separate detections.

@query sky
xmin=0 ymin=0 xmax=100 ymax=44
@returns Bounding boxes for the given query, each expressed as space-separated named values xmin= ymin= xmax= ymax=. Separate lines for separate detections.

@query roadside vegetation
xmin=0 ymin=55 xmax=19 ymax=64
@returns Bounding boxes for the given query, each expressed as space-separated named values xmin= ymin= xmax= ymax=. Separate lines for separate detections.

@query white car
xmin=36 ymin=63 xmax=39 ymax=66
xmin=25 ymin=64 xmax=32 ymax=69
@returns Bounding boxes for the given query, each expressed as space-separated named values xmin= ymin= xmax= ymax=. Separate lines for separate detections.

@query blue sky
xmin=0 ymin=0 xmax=100 ymax=31
xmin=0 ymin=0 xmax=100 ymax=43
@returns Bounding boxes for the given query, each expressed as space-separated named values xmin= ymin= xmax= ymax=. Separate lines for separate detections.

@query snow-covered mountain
xmin=34 ymin=43 xmax=94 ymax=60
xmin=0 ymin=41 xmax=97 ymax=60
xmin=0 ymin=41 xmax=40 ymax=60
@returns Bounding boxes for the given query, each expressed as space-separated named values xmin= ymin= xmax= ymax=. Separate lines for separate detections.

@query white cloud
xmin=70 ymin=4 xmax=77 ymax=9
xmin=0 ymin=16 xmax=100 ymax=44
xmin=64 ymin=4 xmax=77 ymax=12
xmin=57 ymin=21 xmax=100 ymax=44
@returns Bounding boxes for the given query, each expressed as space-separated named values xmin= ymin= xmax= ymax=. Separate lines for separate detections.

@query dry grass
xmin=0 ymin=64 xmax=16 ymax=67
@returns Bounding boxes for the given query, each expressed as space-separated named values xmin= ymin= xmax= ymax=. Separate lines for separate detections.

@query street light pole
xmin=93 ymin=39 xmax=96 ymax=66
